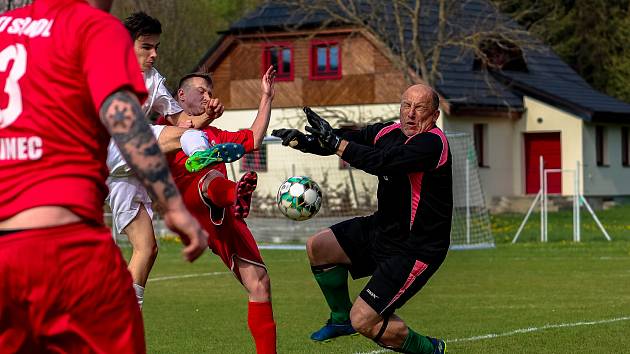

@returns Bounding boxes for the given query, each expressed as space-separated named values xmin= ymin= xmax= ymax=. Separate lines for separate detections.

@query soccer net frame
xmin=512 ymin=157 xmax=611 ymax=243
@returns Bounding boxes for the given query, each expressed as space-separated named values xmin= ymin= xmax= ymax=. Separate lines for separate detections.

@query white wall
xmin=582 ymin=123 xmax=630 ymax=195
xmin=443 ymin=116 xmax=517 ymax=200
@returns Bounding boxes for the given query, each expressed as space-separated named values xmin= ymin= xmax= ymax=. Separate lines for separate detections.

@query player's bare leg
xmin=238 ymin=259 xmax=276 ymax=354
xmin=122 ymin=204 xmax=158 ymax=309
xmin=351 ymin=298 xmax=445 ymax=353
xmin=306 ymin=229 xmax=357 ymax=341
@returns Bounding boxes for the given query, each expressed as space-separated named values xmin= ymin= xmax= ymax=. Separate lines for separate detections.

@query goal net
xmin=111 ymin=132 xmax=494 ymax=249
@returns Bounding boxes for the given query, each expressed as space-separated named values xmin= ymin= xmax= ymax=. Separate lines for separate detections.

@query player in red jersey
xmin=157 ymin=66 xmax=277 ymax=354
xmin=0 ymin=1 xmax=208 ymax=353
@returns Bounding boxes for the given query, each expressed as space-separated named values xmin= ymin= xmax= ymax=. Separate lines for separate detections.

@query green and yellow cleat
xmin=185 ymin=143 xmax=245 ymax=173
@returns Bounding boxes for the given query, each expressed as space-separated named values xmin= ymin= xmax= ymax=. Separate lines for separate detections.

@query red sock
xmin=205 ymin=177 xmax=236 ymax=207
xmin=247 ymin=301 xmax=277 ymax=354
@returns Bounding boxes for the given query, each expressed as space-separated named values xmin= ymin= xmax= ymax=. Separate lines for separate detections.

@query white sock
xmin=133 ymin=283 xmax=145 ymax=310
xmin=181 ymin=130 xmax=210 ymax=156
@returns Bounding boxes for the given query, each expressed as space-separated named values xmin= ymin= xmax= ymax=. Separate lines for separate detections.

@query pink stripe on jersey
xmin=428 ymin=127 xmax=449 ymax=169
xmin=408 ymin=172 xmax=423 ymax=229
xmin=373 ymin=123 xmax=401 ymax=145
xmin=381 ymin=260 xmax=428 ymax=314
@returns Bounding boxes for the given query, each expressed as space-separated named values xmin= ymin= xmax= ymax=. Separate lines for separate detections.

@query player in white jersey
xmin=106 ymin=12 xmax=234 ymax=308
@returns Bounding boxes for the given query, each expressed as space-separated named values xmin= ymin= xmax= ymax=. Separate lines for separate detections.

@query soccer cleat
xmin=234 ymin=171 xmax=257 ymax=219
xmin=310 ymin=319 xmax=357 ymax=342
xmin=185 ymin=143 xmax=245 ymax=173
xmin=428 ymin=337 xmax=446 ymax=354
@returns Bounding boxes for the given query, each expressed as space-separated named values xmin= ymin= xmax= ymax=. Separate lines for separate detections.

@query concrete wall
xmin=582 ymin=123 xmax=630 ymax=195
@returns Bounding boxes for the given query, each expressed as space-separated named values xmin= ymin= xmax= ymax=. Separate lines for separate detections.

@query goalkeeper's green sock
xmin=312 ymin=265 xmax=353 ymax=323
xmin=401 ymin=327 xmax=436 ymax=354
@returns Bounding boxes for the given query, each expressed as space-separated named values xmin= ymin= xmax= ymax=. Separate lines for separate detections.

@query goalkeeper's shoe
xmin=185 ymin=143 xmax=245 ymax=173
xmin=428 ymin=337 xmax=446 ymax=354
xmin=310 ymin=319 xmax=357 ymax=342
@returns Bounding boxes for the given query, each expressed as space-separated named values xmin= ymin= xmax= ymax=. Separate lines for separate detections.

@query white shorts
xmin=106 ymin=176 xmax=154 ymax=234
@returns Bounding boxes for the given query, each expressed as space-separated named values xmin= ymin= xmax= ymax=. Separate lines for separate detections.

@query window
xmin=473 ymin=38 xmax=527 ymax=72
xmin=623 ymin=127 xmax=629 ymax=167
xmin=596 ymin=125 xmax=608 ymax=166
xmin=262 ymin=43 xmax=293 ymax=81
xmin=310 ymin=40 xmax=341 ymax=80
xmin=473 ymin=124 xmax=488 ymax=167
xmin=240 ymin=145 xmax=267 ymax=172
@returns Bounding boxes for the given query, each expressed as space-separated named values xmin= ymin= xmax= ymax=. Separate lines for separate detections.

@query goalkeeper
xmin=272 ymin=84 xmax=452 ymax=354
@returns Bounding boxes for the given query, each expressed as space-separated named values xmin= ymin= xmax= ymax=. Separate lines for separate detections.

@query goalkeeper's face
xmin=399 ymin=85 xmax=440 ymax=137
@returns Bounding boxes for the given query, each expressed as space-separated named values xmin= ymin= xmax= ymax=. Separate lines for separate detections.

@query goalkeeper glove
xmin=271 ymin=128 xmax=333 ymax=156
xmin=303 ymin=107 xmax=342 ymax=153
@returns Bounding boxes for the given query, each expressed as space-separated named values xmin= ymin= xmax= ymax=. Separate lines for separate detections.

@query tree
xmin=111 ymin=0 xmax=259 ymax=89
xmin=497 ymin=0 xmax=630 ymax=103
xmin=1 ymin=0 xmax=32 ymax=12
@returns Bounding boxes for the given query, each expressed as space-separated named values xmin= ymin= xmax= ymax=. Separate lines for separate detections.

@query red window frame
xmin=240 ymin=145 xmax=268 ymax=172
xmin=262 ymin=42 xmax=293 ymax=81
xmin=310 ymin=40 xmax=342 ymax=80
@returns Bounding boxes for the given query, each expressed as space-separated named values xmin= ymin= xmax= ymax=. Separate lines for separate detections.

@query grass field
xmin=123 ymin=205 xmax=630 ymax=353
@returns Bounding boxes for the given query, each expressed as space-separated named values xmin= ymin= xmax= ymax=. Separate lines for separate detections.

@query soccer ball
xmin=276 ymin=176 xmax=323 ymax=221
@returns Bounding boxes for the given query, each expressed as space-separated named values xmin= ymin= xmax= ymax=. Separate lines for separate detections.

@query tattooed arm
xmin=100 ymin=90 xmax=208 ymax=262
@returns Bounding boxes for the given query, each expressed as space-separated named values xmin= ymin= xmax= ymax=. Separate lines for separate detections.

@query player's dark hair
xmin=123 ymin=12 xmax=162 ymax=41
xmin=178 ymin=72 xmax=214 ymax=90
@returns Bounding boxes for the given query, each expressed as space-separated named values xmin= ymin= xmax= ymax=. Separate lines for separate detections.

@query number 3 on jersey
xmin=0 ymin=44 xmax=27 ymax=129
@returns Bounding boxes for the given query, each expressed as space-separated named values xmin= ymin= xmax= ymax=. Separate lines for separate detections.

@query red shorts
xmin=180 ymin=171 xmax=265 ymax=282
xmin=0 ymin=223 xmax=145 ymax=353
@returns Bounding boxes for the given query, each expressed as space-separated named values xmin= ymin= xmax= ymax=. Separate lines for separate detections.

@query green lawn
xmin=123 ymin=205 xmax=630 ymax=353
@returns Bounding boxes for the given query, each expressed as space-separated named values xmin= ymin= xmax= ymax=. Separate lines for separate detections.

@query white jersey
xmin=106 ymin=67 xmax=183 ymax=176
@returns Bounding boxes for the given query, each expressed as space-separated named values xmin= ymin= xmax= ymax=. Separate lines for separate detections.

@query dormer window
xmin=473 ymin=38 xmax=527 ymax=72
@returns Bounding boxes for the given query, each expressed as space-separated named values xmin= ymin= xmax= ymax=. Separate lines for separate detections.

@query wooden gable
xmin=200 ymin=29 xmax=408 ymax=109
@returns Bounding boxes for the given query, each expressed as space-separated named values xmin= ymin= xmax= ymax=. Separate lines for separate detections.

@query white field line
xmin=354 ymin=315 xmax=630 ymax=354
xmin=147 ymin=272 xmax=230 ymax=282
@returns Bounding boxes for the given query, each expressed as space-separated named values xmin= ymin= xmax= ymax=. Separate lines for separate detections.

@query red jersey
xmin=0 ymin=0 xmax=147 ymax=224
xmin=156 ymin=117 xmax=255 ymax=183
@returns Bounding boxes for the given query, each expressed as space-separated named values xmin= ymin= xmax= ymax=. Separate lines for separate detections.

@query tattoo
xmin=100 ymin=91 xmax=180 ymax=208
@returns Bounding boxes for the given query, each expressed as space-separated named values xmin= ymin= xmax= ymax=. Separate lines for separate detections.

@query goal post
xmin=512 ymin=159 xmax=611 ymax=243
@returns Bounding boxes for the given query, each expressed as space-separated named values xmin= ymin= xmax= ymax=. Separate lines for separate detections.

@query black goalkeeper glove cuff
xmin=303 ymin=107 xmax=342 ymax=153
xmin=271 ymin=128 xmax=333 ymax=156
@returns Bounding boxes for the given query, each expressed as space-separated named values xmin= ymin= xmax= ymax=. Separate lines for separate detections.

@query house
xmin=193 ymin=0 xmax=630 ymax=205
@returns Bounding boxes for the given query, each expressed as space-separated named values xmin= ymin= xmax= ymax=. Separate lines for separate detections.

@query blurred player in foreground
xmin=273 ymin=84 xmax=452 ymax=354
xmin=157 ymin=66 xmax=277 ymax=353
xmin=0 ymin=0 xmax=207 ymax=352
xmin=107 ymin=11 xmax=231 ymax=309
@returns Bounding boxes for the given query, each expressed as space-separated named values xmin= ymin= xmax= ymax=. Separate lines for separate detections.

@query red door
xmin=524 ymin=132 xmax=561 ymax=194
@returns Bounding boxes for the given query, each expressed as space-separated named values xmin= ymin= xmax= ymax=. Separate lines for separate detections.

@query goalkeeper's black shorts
xmin=331 ymin=215 xmax=444 ymax=316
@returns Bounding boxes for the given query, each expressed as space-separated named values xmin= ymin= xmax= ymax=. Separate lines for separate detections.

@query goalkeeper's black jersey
xmin=339 ymin=122 xmax=453 ymax=262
